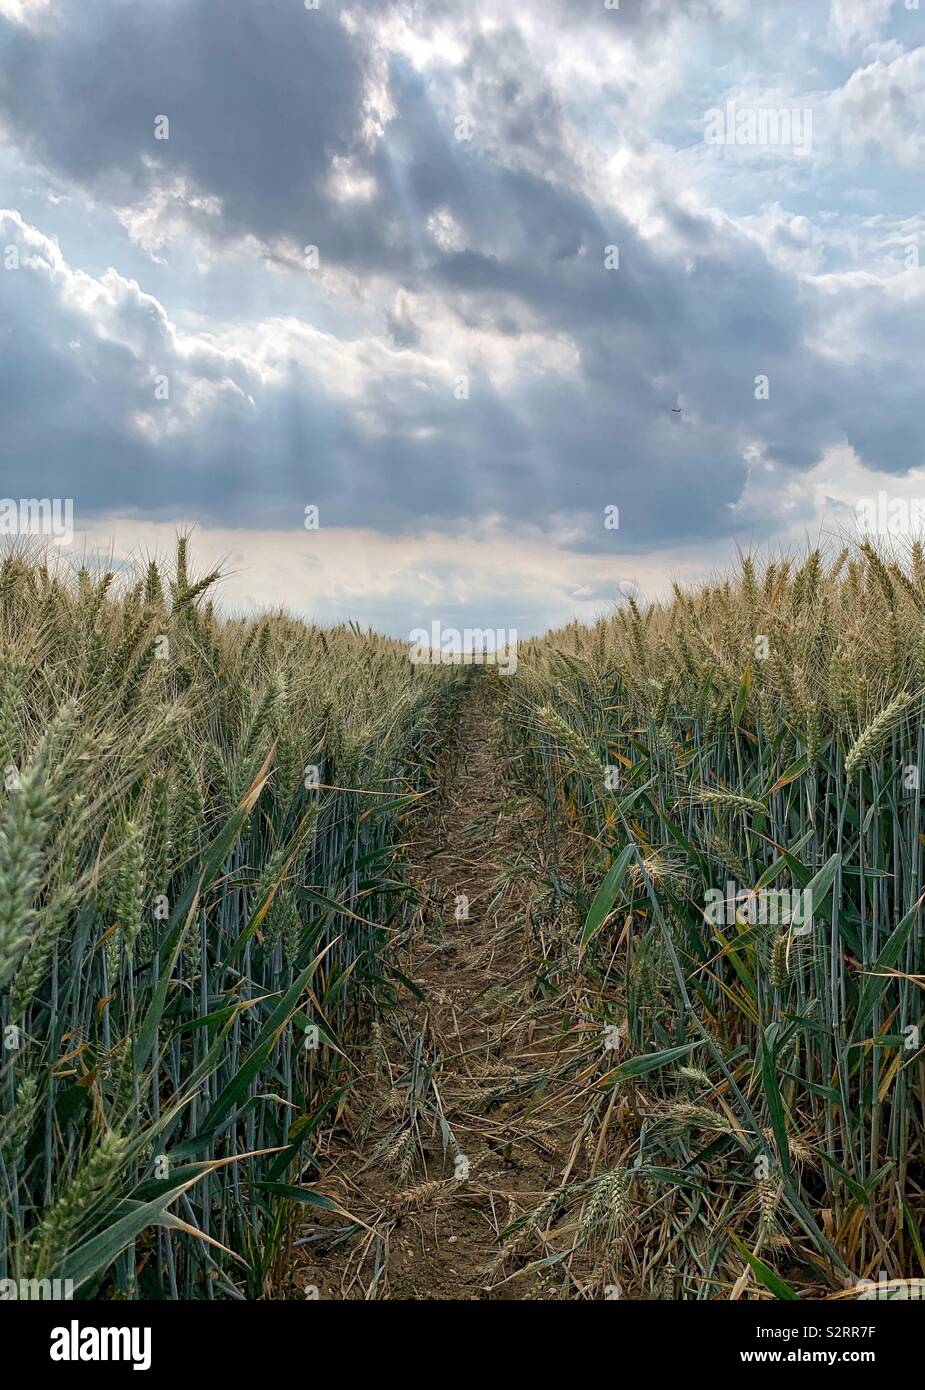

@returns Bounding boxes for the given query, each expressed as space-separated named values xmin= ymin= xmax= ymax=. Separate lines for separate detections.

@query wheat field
xmin=506 ymin=541 xmax=924 ymax=1296
xmin=0 ymin=538 xmax=454 ymax=1298
xmin=1 ymin=538 xmax=922 ymax=1300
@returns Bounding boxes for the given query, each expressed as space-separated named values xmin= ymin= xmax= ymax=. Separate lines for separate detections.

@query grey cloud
xmin=0 ymin=0 xmax=922 ymax=561
xmin=0 ymin=0 xmax=382 ymax=257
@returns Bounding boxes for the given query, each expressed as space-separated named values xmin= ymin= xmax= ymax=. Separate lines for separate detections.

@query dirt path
xmin=297 ymin=677 xmax=575 ymax=1299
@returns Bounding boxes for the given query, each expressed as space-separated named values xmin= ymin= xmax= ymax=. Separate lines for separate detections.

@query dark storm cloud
xmin=0 ymin=0 xmax=922 ymax=554
xmin=0 ymin=0 xmax=390 ymax=258
xmin=1 ymin=204 xmax=886 ymax=553
xmin=0 ymin=0 xmax=742 ymax=282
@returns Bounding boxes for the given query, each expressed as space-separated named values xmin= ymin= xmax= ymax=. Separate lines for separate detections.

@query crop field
xmin=0 ymin=538 xmax=922 ymax=1302
xmin=505 ymin=542 xmax=925 ymax=1298
xmin=0 ymin=540 xmax=455 ymax=1299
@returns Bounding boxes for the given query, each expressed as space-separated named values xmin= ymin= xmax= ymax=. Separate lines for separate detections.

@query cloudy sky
xmin=1 ymin=0 xmax=923 ymax=635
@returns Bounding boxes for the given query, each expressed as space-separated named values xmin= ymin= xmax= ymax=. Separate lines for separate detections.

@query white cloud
xmin=115 ymin=177 xmax=224 ymax=263
xmin=0 ymin=0 xmax=49 ymax=27
xmin=735 ymin=202 xmax=828 ymax=276
xmin=327 ymin=156 xmax=377 ymax=204
xmin=68 ymin=516 xmax=724 ymax=635
xmin=828 ymin=47 xmax=925 ymax=165
xmin=828 ymin=0 xmax=894 ymax=52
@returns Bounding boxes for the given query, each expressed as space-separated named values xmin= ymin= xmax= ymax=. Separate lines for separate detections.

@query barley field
xmin=1 ymin=538 xmax=922 ymax=1301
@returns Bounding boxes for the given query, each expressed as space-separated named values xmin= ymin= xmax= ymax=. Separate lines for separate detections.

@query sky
xmin=0 ymin=0 xmax=923 ymax=636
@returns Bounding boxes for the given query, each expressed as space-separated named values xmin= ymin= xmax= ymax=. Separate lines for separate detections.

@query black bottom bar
xmin=3 ymin=1295 xmax=912 ymax=1378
